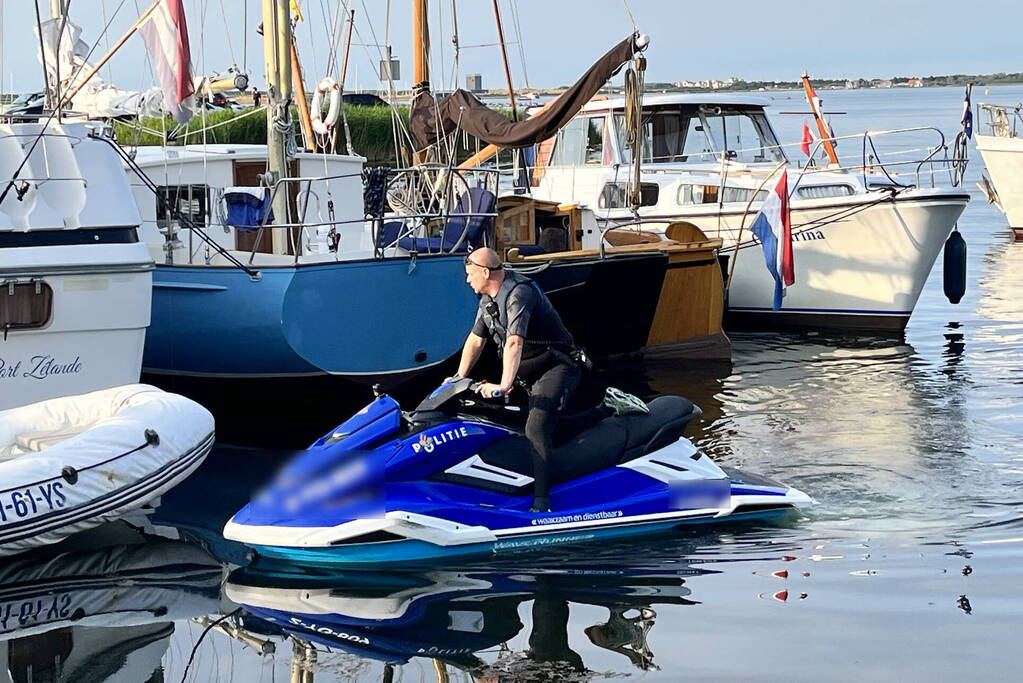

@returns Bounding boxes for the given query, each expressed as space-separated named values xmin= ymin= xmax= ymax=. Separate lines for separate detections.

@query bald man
xmin=454 ymin=247 xmax=578 ymax=512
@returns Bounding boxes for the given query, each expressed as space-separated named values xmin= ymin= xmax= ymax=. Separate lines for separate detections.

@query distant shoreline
xmin=471 ymin=74 xmax=1023 ymax=98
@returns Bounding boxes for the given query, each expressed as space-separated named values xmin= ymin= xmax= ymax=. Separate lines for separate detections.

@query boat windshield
xmin=614 ymin=105 xmax=786 ymax=165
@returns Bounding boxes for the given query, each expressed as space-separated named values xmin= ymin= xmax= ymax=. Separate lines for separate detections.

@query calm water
xmin=4 ymin=86 xmax=1023 ymax=682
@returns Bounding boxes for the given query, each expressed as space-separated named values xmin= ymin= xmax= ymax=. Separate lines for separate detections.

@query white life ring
xmin=311 ymin=77 xmax=340 ymax=135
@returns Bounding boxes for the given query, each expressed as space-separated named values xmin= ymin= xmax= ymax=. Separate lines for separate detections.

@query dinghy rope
xmin=0 ymin=430 xmax=162 ymax=495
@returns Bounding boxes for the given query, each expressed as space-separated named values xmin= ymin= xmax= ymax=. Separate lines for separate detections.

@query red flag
xmin=139 ymin=0 xmax=194 ymax=123
xmin=800 ymin=122 xmax=815 ymax=157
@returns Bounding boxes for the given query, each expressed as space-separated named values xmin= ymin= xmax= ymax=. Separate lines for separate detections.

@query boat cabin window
xmin=551 ymin=116 xmax=610 ymax=166
xmin=156 ymin=184 xmax=208 ymax=228
xmin=699 ymin=106 xmax=784 ymax=164
xmin=551 ymin=117 xmax=587 ymax=166
xmin=678 ymin=184 xmax=767 ymax=205
xmin=615 ymin=105 xmax=786 ymax=165
xmin=1 ymin=280 xmax=53 ymax=336
xmin=796 ymin=184 xmax=855 ymax=199
xmin=598 ymin=182 xmax=660 ymax=208
xmin=585 ymin=117 xmax=610 ymax=164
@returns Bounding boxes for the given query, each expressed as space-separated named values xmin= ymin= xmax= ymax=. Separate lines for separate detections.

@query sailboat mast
xmin=263 ymin=0 xmax=293 ymax=255
xmin=412 ymin=0 xmax=430 ymax=87
xmin=491 ymin=0 xmax=518 ymax=120
xmin=412 ymin=0 xmax=429 ymax=164
xmin=48 ymin=0 xmax=71 ymax=114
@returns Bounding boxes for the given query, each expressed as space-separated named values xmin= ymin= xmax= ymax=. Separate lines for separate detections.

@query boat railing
xmin=631 ymin=126 xmax=962 ymax=190
xmin=977 ymin=103 xmax=1023 ymax=138
xmin=0 ymin=131 xmax=89 ymax=188
xmin=258 ymin=165 xmax=501 ymax=264
xmin=794 ymin=125 xmax=962 ymax=190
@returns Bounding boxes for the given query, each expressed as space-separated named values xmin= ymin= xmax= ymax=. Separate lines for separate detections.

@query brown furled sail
xmin=410 ymin=34 xmax=640 ymax=152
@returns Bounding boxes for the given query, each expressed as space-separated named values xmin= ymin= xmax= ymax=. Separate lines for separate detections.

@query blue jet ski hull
xmin=244 ymin=506 xmax=796 ymax=568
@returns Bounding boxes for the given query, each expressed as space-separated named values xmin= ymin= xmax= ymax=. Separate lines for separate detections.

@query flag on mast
xmin=800 ymin=121 xmax=815 ymax=157
xmin=961 ymin=85 xmax=973 ymax=139
xmin=139 ymin=0 xmax=194 ymax=123
xmin=750 ymin=172 xmax=795 ymax=310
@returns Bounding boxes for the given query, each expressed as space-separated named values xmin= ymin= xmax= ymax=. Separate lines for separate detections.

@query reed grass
xmin=111 ymin=102 xmax=515 ymax=166
xmin=112 ymin=105 xmax=409 ymax=165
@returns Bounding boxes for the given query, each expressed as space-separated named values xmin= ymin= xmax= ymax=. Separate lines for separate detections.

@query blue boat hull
xmin=145 ymin=256 xmax=477 ymax=378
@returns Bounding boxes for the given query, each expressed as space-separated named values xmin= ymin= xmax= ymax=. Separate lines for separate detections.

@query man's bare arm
xmin=456 ymin=333 xmax=487 ymax=378
xmin=497 ymin=335 xmax=524 ymax=394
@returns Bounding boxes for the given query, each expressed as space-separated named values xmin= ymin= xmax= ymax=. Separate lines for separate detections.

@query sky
xmin=0 ymin=0 xmax=1019 ymax=94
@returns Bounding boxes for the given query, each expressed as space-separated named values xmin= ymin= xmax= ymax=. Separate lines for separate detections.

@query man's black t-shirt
xmin=471 ymin=270 xmax=573 ymax=361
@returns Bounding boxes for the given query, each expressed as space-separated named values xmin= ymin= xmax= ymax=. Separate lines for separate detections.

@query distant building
xmin=466 ymin=73 xmax=483 ymax=92
xmin=671 ymin=77 xmax=736 ymax=90
xmin=379 ymin=58 xmax=400 ymax=82
xmin=870 ymin=78 xmax=893 ymax=88
xmin=906 ymin=78 xmax=923 ymax=88
xmin=845 ymin=79 xmax=868 ymax=89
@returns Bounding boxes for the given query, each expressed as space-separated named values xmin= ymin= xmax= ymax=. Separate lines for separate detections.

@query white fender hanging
xmin=311 ymin=77 xmax=341 ymax=135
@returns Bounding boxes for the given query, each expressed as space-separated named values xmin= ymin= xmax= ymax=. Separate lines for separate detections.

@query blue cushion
xmin=515 ymin=244 xmax=546 ymax=256
xmin=224 ymin=191 xmax=273 ymax=231
xmin=397 ymin=187 xmax=496 ymax=253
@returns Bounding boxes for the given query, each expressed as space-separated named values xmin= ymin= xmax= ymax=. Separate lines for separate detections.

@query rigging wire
xmin=434 ymin=0 xmax=445 ymax=96
xmin=217 ymin=0 xmax=237 ymax=67
xmin=621 ymin=0 xmax=638 ymax=31
xmin=0 ymin=0 xmax=5 ymax=101
xmin=32 ymin=0 xmax=52 ymax=109
xmin=100 ymin=0 xmax=115 ymax=83
xmin=508 ymin=0 xmax=529 ymax=90
xmin=448 ymin=0 xmax=460 ymax=92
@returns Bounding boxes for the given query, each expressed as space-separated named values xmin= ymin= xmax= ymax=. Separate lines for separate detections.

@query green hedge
xmin=112 ymin=105 xmax=409 ymax=165
xmin=112 ymin=103 xmax=515 ymax=166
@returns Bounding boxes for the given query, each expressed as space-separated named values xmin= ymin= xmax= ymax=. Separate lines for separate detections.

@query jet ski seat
xmin=470 ymin=396 xmax=698 ymax=490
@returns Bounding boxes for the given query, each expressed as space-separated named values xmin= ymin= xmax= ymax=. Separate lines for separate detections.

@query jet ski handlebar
xmin=411 ymin=378 xmax=512 ymax=414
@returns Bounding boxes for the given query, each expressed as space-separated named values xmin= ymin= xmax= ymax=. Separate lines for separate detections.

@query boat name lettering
xmin=411 ymin=426 xmax=470 ymax=454
xmin=288 ymin=617 xmax=370 ymax=644
xmin=0 ymin=355 xmax=82 ymax=381
xmin=0 ymin=593 xmax=72 ymax=633
xmin=0 ymin=482 xmax=67 ymax=524
xmin=750 ymin=230 xmax=825 ymax=244
xmin=530 ymin=510 xmax=623 ymax=526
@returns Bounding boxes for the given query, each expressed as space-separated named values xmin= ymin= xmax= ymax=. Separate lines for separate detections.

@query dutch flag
xmin=750 ymin=173 xmax=795 ymax=310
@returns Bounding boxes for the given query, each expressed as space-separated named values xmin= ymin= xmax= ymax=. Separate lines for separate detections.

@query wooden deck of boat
xmin=505 ymin=238 xmax=723 ymax=262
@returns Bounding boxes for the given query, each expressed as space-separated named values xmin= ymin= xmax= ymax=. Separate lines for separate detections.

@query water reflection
xmin=224 ymin=565 xmax=698 ymax=680
xmin=0 ymin=526 xmax=221 ymax=683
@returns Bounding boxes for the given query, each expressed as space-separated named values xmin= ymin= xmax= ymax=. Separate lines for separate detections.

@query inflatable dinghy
xmin=0 ymin=384 xmax=214 ymax=556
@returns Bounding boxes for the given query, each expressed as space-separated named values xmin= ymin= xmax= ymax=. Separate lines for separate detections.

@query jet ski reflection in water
xmin=225 ymin=566 xmax=699 ymax=678
xmin=224 ymin=379 xmax=812 ymax=567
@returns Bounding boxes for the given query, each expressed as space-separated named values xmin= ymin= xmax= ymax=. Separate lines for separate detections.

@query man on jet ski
xmin=453 ymin=248 xmax=647 ymax=512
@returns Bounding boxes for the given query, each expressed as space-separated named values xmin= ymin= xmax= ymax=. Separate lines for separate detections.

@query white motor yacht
xmin=975 ymin=102 xmax=1023 ymax=239
xmin=0 ymin=121 xmax=152 ymax=410
xmin=530 ymin=94 xmax=970 ymax=332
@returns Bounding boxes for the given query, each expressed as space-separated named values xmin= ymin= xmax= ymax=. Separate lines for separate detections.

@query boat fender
xmin=943 ymin=229 xmax=967 ymax=304
xmin=311 ymin=77 xmax=341 ymax=135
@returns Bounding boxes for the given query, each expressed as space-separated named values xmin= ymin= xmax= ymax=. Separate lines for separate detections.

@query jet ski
xmin=223 ymin=379 xmax=811 ymax=567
